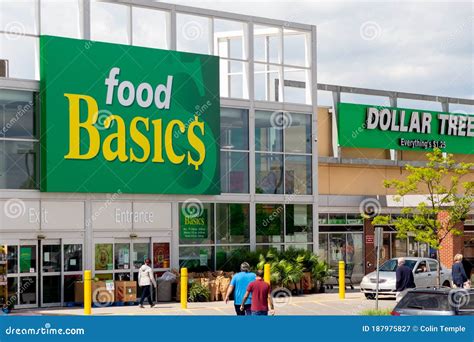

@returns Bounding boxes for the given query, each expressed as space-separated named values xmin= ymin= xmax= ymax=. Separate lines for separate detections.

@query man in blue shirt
xmin=225 ymin=262 xmax=256 ymax=315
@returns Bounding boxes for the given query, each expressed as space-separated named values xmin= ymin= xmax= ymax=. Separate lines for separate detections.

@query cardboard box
xmin=74 ymin=281 xmax=115 ymax=304
xmin=115 ymin=281 xmax=137 ymax=302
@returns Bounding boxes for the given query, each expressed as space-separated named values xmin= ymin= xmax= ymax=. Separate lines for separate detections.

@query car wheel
xmin=365 ymin=293 xmax=375 ymax=300
xmin=442 ymin=281 xmax=451 ymax=288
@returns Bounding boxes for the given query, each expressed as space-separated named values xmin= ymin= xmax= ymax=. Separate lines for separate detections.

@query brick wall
xmin=439 ymin=222 xmax=464 ymax=268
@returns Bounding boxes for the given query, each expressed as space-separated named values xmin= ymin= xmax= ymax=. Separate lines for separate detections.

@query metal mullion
xmin=0 ymin=138 xmax=39 ymax=142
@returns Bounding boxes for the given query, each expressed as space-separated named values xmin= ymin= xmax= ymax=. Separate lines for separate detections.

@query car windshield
xmin=379 ymin=259 xmax=417 ymax=271
xmin=397 ymin=292 xmax=451 ymax=311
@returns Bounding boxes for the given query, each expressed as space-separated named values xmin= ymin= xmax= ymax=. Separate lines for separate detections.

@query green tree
xmin=373 ymin=148 xmax=474 ymax=286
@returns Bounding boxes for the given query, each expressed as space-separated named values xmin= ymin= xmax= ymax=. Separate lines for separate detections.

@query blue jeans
xmin=251 ymin=311 xmax=268 ymax=316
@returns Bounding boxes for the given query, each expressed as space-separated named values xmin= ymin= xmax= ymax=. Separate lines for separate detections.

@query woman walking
xmin=452 ymin=254 xmax=469 ymax=288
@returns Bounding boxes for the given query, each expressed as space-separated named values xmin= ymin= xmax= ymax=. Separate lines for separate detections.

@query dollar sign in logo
xmin=187 ymin=115 xmax=206 ymax=171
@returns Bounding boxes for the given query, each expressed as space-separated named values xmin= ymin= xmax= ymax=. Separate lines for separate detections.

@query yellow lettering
xmin=64 ymin=94 xmax=100 ymax=160
xmin=102 ymin=115 xmax=128 ymax=162
xmin=129 ymin=117 xmax=150 ymax=163
xmin=187 ymin=116 xmax=206 ymax=170
xmin=165 ymin=120 xmax=185 ymax=164
xmin=151 ymin=119 xmax=164 ymax=163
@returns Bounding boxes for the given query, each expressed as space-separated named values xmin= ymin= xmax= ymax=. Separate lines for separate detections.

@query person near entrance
xmin=395 ymin=257 xmax=416 ymax=292
xmin=138 ymin=258 xmax=157 ymax=308
xmin=241 ymin=270 xmax=274 ymax=316
xmin=452 ymin=254 xmax=469 ymax=288
xmin=225 ymin=262 xmax=256 ymax=315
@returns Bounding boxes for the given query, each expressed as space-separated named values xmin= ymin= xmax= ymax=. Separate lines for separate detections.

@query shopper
xmin=395 ymin=257 xmax=416 ymax=292
xmin=225 ymin=262 xmax=256 ymax=315
xmin=452 ymin=254 xmax=469 ymax=288
xmin=138 ymin=258 xmax=157 ymax=308
xmin=241 ymin=270 xmax=274 ymax=316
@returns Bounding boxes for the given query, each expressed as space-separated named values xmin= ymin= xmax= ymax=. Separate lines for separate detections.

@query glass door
xmin=63 ymin=240 xmax=83 ymax=305
xmin=17 ymin=240 xmax=38 ymax=309
xmin=41 ymin=239 xmax=61 ymax=307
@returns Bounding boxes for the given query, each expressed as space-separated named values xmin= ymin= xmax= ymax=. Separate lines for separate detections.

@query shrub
xmin=188 ymin=282 xmax=210 ymax=302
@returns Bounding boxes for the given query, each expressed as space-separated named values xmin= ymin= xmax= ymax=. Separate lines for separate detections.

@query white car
xmin=360 ymin=257 xmax=452 ymax=299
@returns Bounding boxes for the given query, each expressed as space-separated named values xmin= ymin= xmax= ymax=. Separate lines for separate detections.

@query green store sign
xmin=180 ymin=209 xmax=208 ymax=239
xmin=40 ymin=36 xmax=220 ymax=194
xmin=338 ymin=103 xmax=474 ymax=154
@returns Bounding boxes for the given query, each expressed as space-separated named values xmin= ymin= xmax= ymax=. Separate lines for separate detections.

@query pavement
xmin=11 ymin=289 xmax=396 ymax=316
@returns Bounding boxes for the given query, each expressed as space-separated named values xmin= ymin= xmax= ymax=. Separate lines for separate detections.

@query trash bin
xmin=157 ymin=278 xmax=173 ymax=302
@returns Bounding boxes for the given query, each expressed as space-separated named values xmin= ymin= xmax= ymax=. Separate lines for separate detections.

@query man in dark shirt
xmin=241 ymin=270 xmax=274 ymax=316
xmin=396 ymin=257 xmax=416 ymax=292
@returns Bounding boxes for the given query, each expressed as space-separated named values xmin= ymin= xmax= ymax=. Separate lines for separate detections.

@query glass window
xmin=328 ymin=233 xmax=345 ymax=270
xmin=0 ymin=90 xmax=37 ymax=139
xmin=95 ymin=273 xmax=113 ymax=281
xmin=254 ymin=25 xmax=281 ymax=64
xmin=256 ymin=204 xmax=284 ymax=243
xmin=285 ymin=155 xmax=311 ymax=195
xmin=283 ymin=29 xmax=310 ymax=67
xmin=284 ymin=67 xmax=310 ymax=104
xmin=64 ymin=274 xmax=81 ymax=303
xmin=0 ymin=0 xmax=38 ymax=35
xmin=42 ymin=245 xmax=60 ymax=273
xmin=220 ymin=108 xmax=248 ymax=150
xmin=220 ymin=59 xmax=248 ymax=99
xmin=179 ymin=246 xmax=214 ymax=272
xmin=19 ymin=276 xmax=36 ymax=305
xmin=114 ymin=243 xmax=130 ymax=270
xmin=0 ymin=34 xmax=39 ymax=80
xmin=216 ymin=245 xmax=250 ymax=271
xmin=64 ymin=244 xmax=82 ymax=272
xmin=256 ymin=153 xmax=283 ymax=194
xmin=392 ymin=236 xmax=407 ymax=257
xmin=286 ymin=204 xmax=312 ymax=243
xmin=285 ymin=113 xmax=311 ymax=153
xmin=115 ymin=272 xmax=131 ymax=281
xmin=216 ymin=204 xmax=250 ymax=244
xmin=40 ymin=0 xmax=82 ymax=38
xmin=255 ymin=244 xmax=283 ymax=253
xmin=214 ymin=19 xmax=247 ymax=60
xmin=220 ymin=151 xmax=249 ymax=193
xmin=7 ymin=277 xmax=17 ymax=306
xmin=132 ymin=243 xmax=149 ymax=269
xmin=286 ymin=244 xmax=313 ymax=252
xmin=179 ymin=202 xmax=214 ymax=245
xmin=0 ymin=140 xmax=37 ymax=189
xmin=153 ymin=243 xmax=170 ymax=269
xmin=346 ymin=233 xmax=363 ymax=278
xmin=91 ymin=1 xmax=130 ymax=44
xmin=255 ymin=110 xmax=283 ymax=152
xmin=254 ymin=63 xmax=282 ymax=102
xmin=318 ymin=213 xmax=328 ymax=224
xmin=132 ymin=7 xmax=169 ymax=49
xmin=7 ymin=245 xmax=18 ymax=274
xmin=19 ymin=245 xmax=36 ymax=273
xmin=43 ymin=275 xmax=60 ymax=303
xmin=318 ymin=234 xmax=328 ymax=262
xmin=95 ymin=244 xmax=113 ymax=271
xmin=176 ymin=13 xmax=210 ymax=54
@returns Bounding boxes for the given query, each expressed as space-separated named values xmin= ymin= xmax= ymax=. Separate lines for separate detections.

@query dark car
xmin=391 ymin=288 xmax=474 ymax=316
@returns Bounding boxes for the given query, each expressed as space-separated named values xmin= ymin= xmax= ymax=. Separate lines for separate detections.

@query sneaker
xmin=150 ymin=304 xmax=155 ymax=308
xmin=139 ymin=304 xmax=144 ymax=308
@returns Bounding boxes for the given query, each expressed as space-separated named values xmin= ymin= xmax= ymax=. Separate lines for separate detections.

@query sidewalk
xmin=12 ymin=292 xmax=396 ymax=316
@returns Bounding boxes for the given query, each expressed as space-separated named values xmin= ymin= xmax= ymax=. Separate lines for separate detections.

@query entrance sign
xmin=40 ymin=36 xmax=220 ymax=194
xmin=338 ymin=103 xmax=473 ymax=154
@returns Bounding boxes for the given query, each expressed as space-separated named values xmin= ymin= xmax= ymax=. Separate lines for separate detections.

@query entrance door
xmin=41 ymin=239 xmax=61 ymax=307
xmin=16 ymin=240 xmax=38 ymax=309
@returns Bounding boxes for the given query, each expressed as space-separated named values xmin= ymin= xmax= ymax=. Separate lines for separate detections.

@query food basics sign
xmin=338 ymin=103 xmax=474 ymax=154
xmin=40 ymin=36 xmax=220 ymax=194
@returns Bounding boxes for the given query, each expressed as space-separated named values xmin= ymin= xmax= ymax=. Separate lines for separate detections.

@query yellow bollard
xmin=264 ymin=263 xmax=271 ymax=285
xmin=180 ymin=267 xmax=188 ymax=309
xmin=84 ymin=270 xmax=92 ymax=315
xmin=338 ymin=261 xmax=345 ymax=300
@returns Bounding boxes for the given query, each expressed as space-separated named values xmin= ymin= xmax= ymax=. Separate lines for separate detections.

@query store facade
xmin=1 ymin=0 xmax=473 ymax=309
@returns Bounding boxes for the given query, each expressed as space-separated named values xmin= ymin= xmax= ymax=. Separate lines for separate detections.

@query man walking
xmin=241 ymin=270 xmax=274 ymax=316
xmin=138 ymin=258 xmax=157 ymax=308
xmin=225 ymin=262 xmax=256 ymax=315
xmin=395 ymin=257 xmax=416 ymax=292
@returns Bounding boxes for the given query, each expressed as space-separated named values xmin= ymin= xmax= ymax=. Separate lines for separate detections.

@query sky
xmin=165 ymin=0 xmax=474 ymax=103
